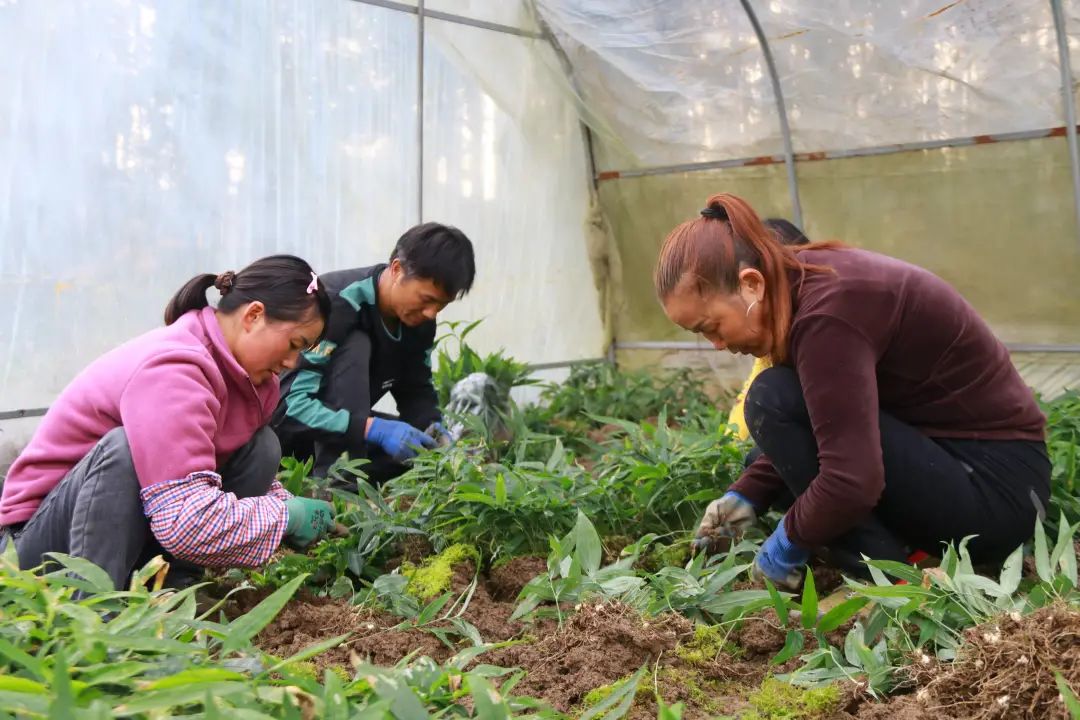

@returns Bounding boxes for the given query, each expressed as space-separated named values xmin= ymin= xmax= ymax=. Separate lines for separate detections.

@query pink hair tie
xmin=306 ymin=271 xmax=319 ymax=295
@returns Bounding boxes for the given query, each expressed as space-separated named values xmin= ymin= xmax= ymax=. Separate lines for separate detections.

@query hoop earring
xmin=745 ymin=299 xmax=758 ymax=318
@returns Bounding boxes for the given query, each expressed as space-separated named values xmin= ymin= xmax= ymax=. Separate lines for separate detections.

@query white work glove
xmin=692 ymin=491 xmax=758 ymax=554
xmin=445 ymin=372 xmax=507 ymax=440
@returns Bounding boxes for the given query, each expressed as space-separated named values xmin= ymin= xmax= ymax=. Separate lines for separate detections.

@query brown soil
xmin=247 ymin=568 xmax=776 ymax=717
xmin=237 ymin=558 xmax=533 ymax=672
xmin=230 ymin=548 xmax=1080 ymax=719
xmin=443 ymin=563 xmax=522 ymax=642
xmin=854 ymin=695 xmax=933 ymax=719
xmin=399 ymin=534 xmax=433 ymax=564
xmin=809 ymin=560 xmax=845 ymax=596
xmin=587 ymin=423 xmax=624 ymax=446
xmin=487 ymin=556 xmax=547 ymax=601
xmin=912 ymin=603 xmax=1080 ymax=720
xmin=854 ymin=603 xmax=1080 ymax=720
xmin=232 ymin=581 xmax=861 ymax=718
xmin=733 ymin=611 xmax=789 ymax=658
xmin=728 ymin=609 xmax=856 ymax=679
xmin=482 ymin=602 xmax=693 ymax=712
xmin=259 ymin=596 xmax=449 ymax=670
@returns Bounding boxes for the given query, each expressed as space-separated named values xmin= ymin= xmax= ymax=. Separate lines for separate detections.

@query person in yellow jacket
xmin=727 ymin=218 xmax=810 ymax=440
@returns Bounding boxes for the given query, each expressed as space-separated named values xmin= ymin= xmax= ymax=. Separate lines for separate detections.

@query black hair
xmin=164 ymin=254 xmax=331 ymax=336
xmin=763 ymin=218 xmax=810 ymax=246
xmin=389 ymin=222 xmax=476 ymax=299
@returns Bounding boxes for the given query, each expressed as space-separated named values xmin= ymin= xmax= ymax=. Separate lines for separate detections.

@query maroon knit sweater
xmin=730 ymin=247 xmax=1045 ymax=548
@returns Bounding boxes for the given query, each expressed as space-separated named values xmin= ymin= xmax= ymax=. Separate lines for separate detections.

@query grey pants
xmin=0 ymin=426 xmax=281 ymax=590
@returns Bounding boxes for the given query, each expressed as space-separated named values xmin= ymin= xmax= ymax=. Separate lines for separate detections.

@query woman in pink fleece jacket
xmin=0 ymin=255 xmax=336 ymax=589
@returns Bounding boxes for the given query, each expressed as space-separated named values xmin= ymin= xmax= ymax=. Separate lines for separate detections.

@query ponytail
xmin=654 ymin=193 xmax=835 ymax=364
xmin=162 ymin=255 xmax=331 ymax=335
xmin=164 ymin=274 xmax=217 ymax=325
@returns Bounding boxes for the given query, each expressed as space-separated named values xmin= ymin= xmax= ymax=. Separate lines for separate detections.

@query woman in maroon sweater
xmin=656 ymin=193 xmax=1049 ymax=589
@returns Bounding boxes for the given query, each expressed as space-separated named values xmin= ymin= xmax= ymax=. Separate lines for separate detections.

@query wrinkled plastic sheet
xmin=536 ymin=0 xmax=1072 ymax=169
xmin=0 ymin=0 xmax=604 ymax=418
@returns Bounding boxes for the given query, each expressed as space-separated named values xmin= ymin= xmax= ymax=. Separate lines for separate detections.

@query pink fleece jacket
xmin=0 ymin=307 xmax=291 ymax=566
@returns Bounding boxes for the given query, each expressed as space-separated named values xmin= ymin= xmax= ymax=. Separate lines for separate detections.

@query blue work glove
xmin=753 ymin=516 xmax=809 ymax=591
xmin=427 ymin=422 xmax=455 ymax=448
xmin=367 ymin=417 xmax=437 ymax=464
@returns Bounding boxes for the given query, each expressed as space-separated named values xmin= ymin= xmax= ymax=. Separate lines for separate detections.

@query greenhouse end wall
xmin=601 ymin=136 xmax=1080 ymax=396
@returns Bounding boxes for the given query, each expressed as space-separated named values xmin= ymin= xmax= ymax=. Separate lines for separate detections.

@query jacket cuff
xmin=347 ymin=412 xmax=369 ymax=446
xmin=728 ymin=480 xmax=777 ymax=514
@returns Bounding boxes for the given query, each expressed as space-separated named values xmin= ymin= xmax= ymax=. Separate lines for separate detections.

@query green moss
xmin=583 ymin=670 xmax=651 ymax=707
xmin=401 ymin=543 xmax=479 ymax=600
xmin=603 ymin=534 xmax=636 ymax=559
xmin=281 ymin=660 xmax=318 ymax=680
xmin=583 ymin=682 xmax=616 ymax=707
xmin=582 ymin=666 xmax=727 ymax=715
xmin=742 ymin=678 xmax=841 ymax=719
xmin=675 ymin=624 xmax=741 ymax=666
xmin=657 ymin=541 xmax=690 ymax=568
xmin=639 ymin=538 xmax=692 ymax=572
xmin=280 ymin=661 xmax=351 ymax=684
xmin=328 ymin=665 xmax=352 ymax=683
xmin=657 ymin=667 xmax=728 ymax=714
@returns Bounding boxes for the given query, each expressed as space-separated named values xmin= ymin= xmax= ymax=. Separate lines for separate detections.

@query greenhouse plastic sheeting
xmin=426 ymin=0 xmax=540 ymax=33
xmin=536 ymin=0 xmax=1073 ymax=169
xmin=599 ymin=136 xmax=1080 ymax=356
xmin=0 ymin=1 xmax=416 ymax=412
xmin=0 ymin=0 xmax=604 ymax=420
xmin=423 ymin=20 xmax=604 ymax=366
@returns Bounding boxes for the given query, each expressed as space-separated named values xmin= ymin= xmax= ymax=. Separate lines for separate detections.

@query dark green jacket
xmin=272 ymin=264 xmax=440 ymax=444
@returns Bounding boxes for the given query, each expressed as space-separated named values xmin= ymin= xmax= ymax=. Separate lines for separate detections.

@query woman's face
xmin=234 ymin=302 xmax=325 ymax=385
xmin=661 ymin=269 xmax=773 ymax=357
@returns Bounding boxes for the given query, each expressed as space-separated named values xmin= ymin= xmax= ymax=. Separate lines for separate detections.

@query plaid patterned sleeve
xmin=140 ymin=472 xmax=288 ymax=568
xmin=266 ymin=480 xmax=293 ymax=503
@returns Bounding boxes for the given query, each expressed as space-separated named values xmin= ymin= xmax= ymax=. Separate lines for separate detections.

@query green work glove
xmin=284 ymin=497 xmax=334 ymax=549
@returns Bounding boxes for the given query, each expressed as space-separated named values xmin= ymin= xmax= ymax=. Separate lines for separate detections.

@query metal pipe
xmin=614 ymin=340 xmax=1080 ymax=354
xmin=348 ymin=0 xmax=542 ymax=38
xmin=423 ymin=8 xmax=544 ymax=39
xmin=615 ymin=340 xmax=711 ymax=351
xmin=526 ymin=357 xmax=607 ymax=372
xmin=417 ymin=0 xmax=425 ymax=222
xmin=0 ymin=359 xmax=616 ymax=419
xmin=1050 ymin=0 xmax=1080 ymax=243
xmin=537 ymin=10 xmax=618 ymax=370
xmin=596 ymin=126 xmax=1077 ymax=181
xmin=8 ymin=339 xmax=1078 ymax=420
xmin=537 ymin=12 xmax=599 ymax=192
xmin=1006 ymin=343 xmax=1080 ymax=354
xmin=738 ymin=0 xmax=802 ymax=227
xmin=0 ymin=408 xmax=48 ymax=421
xmin=351 ymin=0 xmax=417 ymax=15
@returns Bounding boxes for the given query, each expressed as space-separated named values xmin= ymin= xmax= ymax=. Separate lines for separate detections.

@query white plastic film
xmin=536 ymin=0 xmax=1071 ymax=170
xmin=422 ymin=19 xmax=605 ymax=365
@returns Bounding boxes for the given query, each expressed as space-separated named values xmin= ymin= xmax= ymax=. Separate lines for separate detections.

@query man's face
xmin=388 ymin=260 xmax=453 ymax=326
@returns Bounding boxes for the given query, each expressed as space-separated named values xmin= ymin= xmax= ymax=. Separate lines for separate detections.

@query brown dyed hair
xmin=653 ymin=193 xmax=836 ymax=363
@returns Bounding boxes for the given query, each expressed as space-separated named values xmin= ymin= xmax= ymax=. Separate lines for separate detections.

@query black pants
xmin=274 ymin=331 xmax=408 ymax=487
xmin=745 ymin=367 xmax=1050 ymax=575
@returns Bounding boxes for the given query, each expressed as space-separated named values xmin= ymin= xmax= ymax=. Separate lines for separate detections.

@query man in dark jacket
xmin=272 ymin=223 xmax=476 ymax=484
